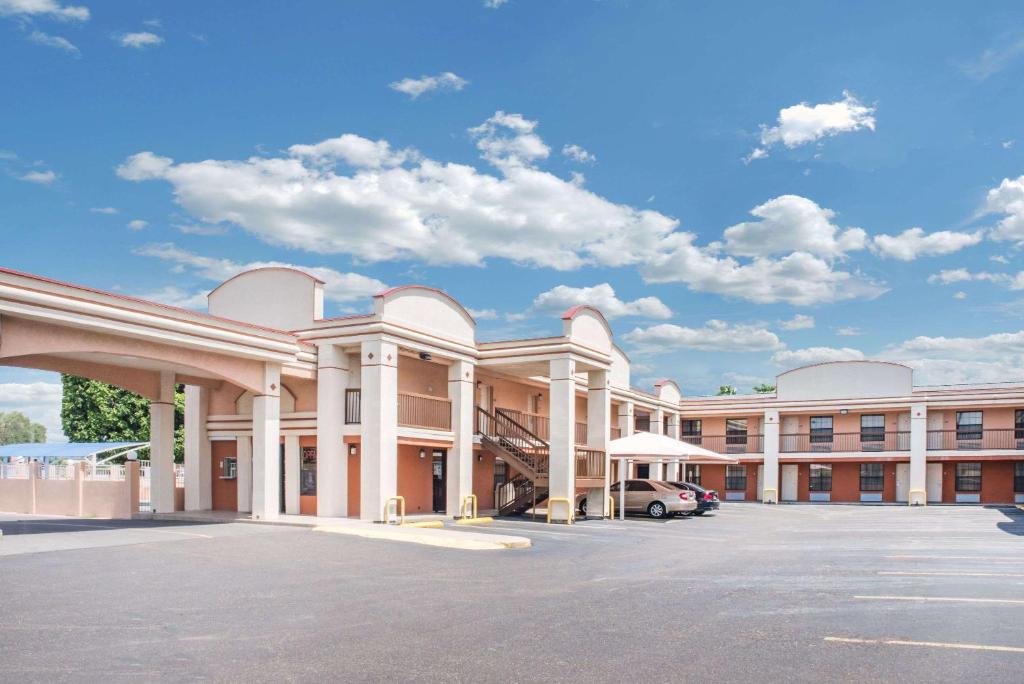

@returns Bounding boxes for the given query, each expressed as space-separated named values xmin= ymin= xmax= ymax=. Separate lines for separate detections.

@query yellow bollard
xmin=460 ymin=494 xmax=478 ymax=520
xmin=762 ymin=487 xmax=778 ymax=504
xmin=383 ymin=496 xmax=406 ymax=525
xmin=546 ymin=497 xmax=574 ymax=525
xmin=908 ymin=488 xmax=928 ymax=506
xmin=606 ymin=495 xmax=615 ymax=519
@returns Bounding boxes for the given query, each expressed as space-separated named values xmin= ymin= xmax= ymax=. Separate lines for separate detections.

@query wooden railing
xmin=345 ymin=389 xmax=361 ymax=424
xmin=610 ymin=426 xmax=622 ymax=440
xmin=682 ymin=434 xmax=764 ymax=454
xmin=575 ymin=448 xmax=605 ymax=478
xmin=398 ymin=392 xmax=452 ymax=430
xmin=476 ymin=406 xmax=549 ymax=476
xmin=779 ymin=431 xmax=910 ymax=453
xmin=927 ymin=429 xmax=1024 ymax=451
xmin=495 ymin=408 xmax=589 ymax=446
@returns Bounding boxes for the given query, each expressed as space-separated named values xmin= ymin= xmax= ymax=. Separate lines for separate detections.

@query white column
xmin=251 ymin=363 xmax=281 ymax=521
xmin=317 ymin=344 xmax=349 ymax=517
xmin=586 ymin=369 xmax=611 ymax=518
xmin=762 ymin=409 xmax=780 ymax=503
xmin=360 ymin=339 xmax=398 ymax=521
xmin=648 ymin=408 xmax=665 ymax=480
xmin=548 ymin=356 xmax=576 ymax=522
xmin=665 ymin=413 xmax=680 ymax=481
xmin=284 ymin=434 xmax=301 ymax=515
xmin=618 ymin=401 xmax=635 ymax=437
xmin=447 ymin=360 xmax=475 ymax=517
xmin=150 ymin=371 xmax=176 ymax=514
xmin=909 ymin=403 xmax=927 ymax=506
xmin=184 ymin=385 xmax=211 ymax=511
xmin=236 ymin=436 xmax=252 ymax=513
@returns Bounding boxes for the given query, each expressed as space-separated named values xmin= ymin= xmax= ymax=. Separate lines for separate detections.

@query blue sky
xmin=3 ymin=0 xmax=1024 ymax=440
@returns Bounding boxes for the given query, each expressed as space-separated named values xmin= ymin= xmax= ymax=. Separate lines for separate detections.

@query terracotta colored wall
xmin=694 ymin=416 xmax=763 ymax=436
xmin=830 ymin=462 xmax=860 ymax=502
xmin=701 ymin=464 xmax=726 ymax=492
xmin=285 ymin=378 xmax=318 ymax=412
xmin=940 ymin=460 xmax=1016 ymax=503
xmin=473 ymin=450 xmax=497 ymax=510
xmin=210 ymin=385 xmax=245 ymax=415
xmin=479 ymin=372 xmax=545 ymax=413
xmin=883 ymin=462 xmax=898 ymax=502
xmin=211 ymin=440 xmax=237 ymax=511
xmin=932 ymin=407 xmax=1016 ymax=430
xmin=398 ymin=356 xmax=448 ymax=398
xmin=396 ymin=444 xmax=435 ymax=513
xmin=348 ymin=450 xmax=360 ymax=518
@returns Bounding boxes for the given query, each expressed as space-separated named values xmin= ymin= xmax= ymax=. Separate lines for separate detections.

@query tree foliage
xmin=60 ymin=375 xmax=185 ymax=460
xmin=717 ymin=384 xmax=738 ymax=395
xmin=0 ymin=411 xmax=47 ymax=444
xmin=752 ymin=383 xmax=776 ymax=394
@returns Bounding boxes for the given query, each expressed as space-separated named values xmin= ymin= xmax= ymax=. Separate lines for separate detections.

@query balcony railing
xmin=398 ymin=392 xmax=452 ymax=431
xmin=575 ymin=448 xmax=606 ymax=479
xmin=611 ymin=426 xmax=622 ymax=440
xmin=494 ymin=408 xmax=590 ymax=446
xmin=780 ymin=431 xmax=910 ymax=453
xmin=927 ymin=429 xmax=1024 ymax=451
xmin=681 ymin=434 xmax=764 ymax=454
xmin=345 ymin=389 xmax=361 ymax=424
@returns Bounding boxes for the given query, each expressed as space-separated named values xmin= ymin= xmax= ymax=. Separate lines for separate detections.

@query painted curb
xmin=312 ymin=525 xmax=530 ymax=550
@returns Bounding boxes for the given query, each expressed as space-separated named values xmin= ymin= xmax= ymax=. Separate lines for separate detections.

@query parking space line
xmin=854 ymin=595 xmax=1024 ymax=605
xmin=879 ymin=571 xmax=1024 ymax=578
xmin=884 ymin=555 xmax=1024 ymax=562
xmin=825 ymin=636 xmax=1024 ymax=654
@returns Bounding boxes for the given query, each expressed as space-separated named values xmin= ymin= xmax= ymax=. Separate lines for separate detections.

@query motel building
xmin=1 ymin=264 xmax=1023 ymax=523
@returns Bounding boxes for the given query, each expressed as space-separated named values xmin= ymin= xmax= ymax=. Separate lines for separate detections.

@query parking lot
xmin=1 ymin=504 xmax=1023 ymax=682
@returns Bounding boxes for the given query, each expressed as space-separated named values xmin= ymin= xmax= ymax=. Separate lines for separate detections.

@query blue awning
xmin=0 ymin=442 xmax=148 ymax=460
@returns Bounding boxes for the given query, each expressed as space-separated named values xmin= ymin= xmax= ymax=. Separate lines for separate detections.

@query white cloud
xmin=118 ymin=31 xmax=163 ymax=49
xmin=175 ymin=223 xmax=227 ymax=236
xmin=927 ymin=268 xmax=1024 ymax=290
xmin=882 ymin=331 xmax=1024 ymax=384
xmin=991 ymin=254 xmax=1010 ymax=264
xmin=836 ymin=326 xmax=862 ymax=336
xmin=484 ymin=0 xmax=508 ymax=7
xmin=722 ymin=194 xmax=867 ymax=258
xmin=771 ymin=346 xmax=865 ymax=367
xmin=0 ymin=381 xmax=65 ymax=443
xmin=531 ymin=283 xmax=671 ymax=320
xmin=135 ymin=243 xmax=388 ymax=305
xmin=89 ymin=206 xmax=118 ymax=214
xmin=872 ymin=227 xmax=984 ymax=261
xmin=954 ymin=291 xmax=967 ymax=300
xmin=981 ymin=175 xmax=1024 ymax=244
xmin=1004 ymin=140 xmax=1016 ymax=150
xmin=116 ymin=151 xmax=172 ymax=180
xmin=561 ymin=144 xmax=596 ymax=164
xmin=469 ymin=110 xmax=550 ymax=168
xmin=747 ymin=91 xmax=875 ymax=160
xmin=142 ymin=18 xmax=160 ymax=27
xmin=389 ymin=71 xmax=467 ymax=99
xmin=466 ymin=307 xmax=498 ymax=320
xmin=135 ymin=285 xmax=208 ymax=310
xmin=624 ymin=320 xmax=783 ymax=354
xmin=288 ymin=134 xmax=417 ymax=168
xmin=779 ymin=314 xmax=815 ymax=330
xmin=0 ymin=0 xmax=88 ymax=21
xmin=19 ymin=169 xmax=57 ymax=184
xmin=959 ymin=34 xmax=1024 ymax=80
xmin=27 ymin=30 xmax=79 ymax=54
xmin=127 ymin=219 xmax=148 ymax=230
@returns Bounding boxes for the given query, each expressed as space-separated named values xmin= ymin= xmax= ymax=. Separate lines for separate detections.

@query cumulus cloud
xmin=134 ymin=285 xmax=208 ymax=310
xmin=771 ymin=346 xmax=865 ymax=367
xmin=27 ymin=29 xmax=78 ymax=54
xmin=747 ymin=91 xmax=875 ymax=161
xmin=0 ymin=381 xmax=65 ymax=442
xmin=389 ymin=71 xmax=467 ymax=99
xmin=882 ymin=331 xmax=1024 ymax=384
xmin=136 ymin=243 xmax=388 ymax=305
xmin=927 ymin=268 xmax=1024 ymax=290
xmin=466 ymin=308 xmax=498 ymax=320
xmin=0 ymin=0 xmax=88 ymax=21
xmin=872 ymin=227 xmax=984 ymax=261
xmin=561 ymin=144 xmax=596 ymax=164
xmin=531 ymin=283 xmax=671 ymax=320
xmin=118 ymin=31 xmax=163 ymax=49
xmin=624 ymin=320 xmax=783 ymax=354
xmin=722 ymin=195 xmax=867 ymax=258
xmin=19 ymin=170 xmax=57 ymax=184
xmin=89 ymin=206 xmax=118 ymax=214
xmin=982 ymin=175 xmax=1024 ymax=244
xmin=779 ymin=314 xmax=815 ymax=330
xmin=288 ymin=134 xmax=418 ymax=168
xmin=484 ymin=0 xmax=508 ymax=7
xmin=836 ymin=326 xmax=862 ymax=336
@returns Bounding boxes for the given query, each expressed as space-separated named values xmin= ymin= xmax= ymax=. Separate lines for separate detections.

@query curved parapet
xmin=654 ymin=378 xmax=681 ymax=403
xmin=208 ymin=267 xmax=325 ymax=332
xmin=776 ymin=360 xmax=913 ymax=401
xmin=561 ymin=305 xmax=613 ymax=356
xmin=374 ymin=285 xmax=476 ymax=347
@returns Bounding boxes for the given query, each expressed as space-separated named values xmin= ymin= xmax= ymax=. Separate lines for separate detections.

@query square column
xmin=649 ymin=408 xmax=665 ymax=479
xmin=447 ymin=360 xmax=475 ymax=517
xmin=317 ymin=344 xmax=349 ymax=517
xmin=665 ymin=413 xmax=681 ymax=481
xmin=150 ymin=371 xmax=176 ymax=514
xmin=236 ymin=436 xmax=252 ymax=513
xmin=360 ymin=339 xmax=398 ymax=521
xmin=909 ymin=403 xmax=928 ymax=506
xmin=762 ymin=409 xmax=780 ymax=503
xmin=548 ymin=356 xmax=576 ymax=522
xmin=284 ymin=435 xmax=301 ymax=515
xmin=585 ymin=369 xmax=611 ymax=518
xmin=251 ymin=363 xmax=282 ymax=521
xmin=618 ymin=401 xmax=635 ymax=437
xmin=184 ymin=385 xmax=211 ymax=511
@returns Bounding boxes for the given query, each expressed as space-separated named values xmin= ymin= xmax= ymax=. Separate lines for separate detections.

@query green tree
xmin=60 ymin=375 xmax=185 ymax=461
xmin=717 ymin=384 xmax=738 ymax=395
xmin=752 ymin=383 xmax=776 ymax=394
xmin=0 ymin=411 xmax=47 ymax=444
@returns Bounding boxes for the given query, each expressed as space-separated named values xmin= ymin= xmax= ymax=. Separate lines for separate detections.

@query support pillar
xmin=447 ymin=360 xmax=475 ymax=517
xmin=360 ymin=339 xmax=398 ymax=521
xmin=317 ymin=344 xmax=349 ymax=517
xmin=184 ymin=385 xmax=211 ymax=511
xmin=649 ymin=408 xmax=665 ymax=480
xmin=236 ymin=436 xmax=252 ymax=513
xmin=284 ymin=434 xmax=300 ymax=515
xmin=251 ymin=362 xmax=281 ymax=520
xmin=150 ymin=371 xmax=176 ymax=514
xmin=909 ymin=403 xmax=927 ymax=506
xmin=762 ymin=409 xmax=780 ymax=503
xmin=665 ymin=413 xmax=680 ymax=481
xmin=618 ymin=401 xmax=635 ymax=437
xmin=586 ymin=369 xmax=610 ymax=518
xmin=548 ymin=356 xmax=576 ymax=522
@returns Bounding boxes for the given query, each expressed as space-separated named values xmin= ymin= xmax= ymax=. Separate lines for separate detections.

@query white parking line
xmin=879 ymin=571 xmax=1024 ymax=578
xmin=884 ymin=555 xmax=1024 ymax=562
xmin=854 ymin=595 xmax=1024 ymax=605
xmin=825 ymin=636 xmax=1024 ymax=654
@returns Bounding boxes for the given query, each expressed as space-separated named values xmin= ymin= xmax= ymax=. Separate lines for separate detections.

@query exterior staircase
xmin=476 ymin=406 xmax=551 ymax=516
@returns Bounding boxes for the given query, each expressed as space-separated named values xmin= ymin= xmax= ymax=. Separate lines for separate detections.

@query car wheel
xmin=647 ymin=501 xmax=667 ymax=519
xmin=578 ymin=499 xmax=587 ymax=516
xmin=693 ymin=510 xmax=706 ymax=516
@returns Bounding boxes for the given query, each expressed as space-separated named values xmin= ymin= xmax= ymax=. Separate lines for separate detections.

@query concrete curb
xmin=313 ymin=524 xmax=530 ymax=550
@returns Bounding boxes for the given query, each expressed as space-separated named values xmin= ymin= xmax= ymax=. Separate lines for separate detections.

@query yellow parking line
xmin=879 ymin=571 xmax=1024 ymax=578
xmin=825 ymin=636 xmax=1024 ymax=654
xmin=855 ymin=595 xmax=1024 ymax=605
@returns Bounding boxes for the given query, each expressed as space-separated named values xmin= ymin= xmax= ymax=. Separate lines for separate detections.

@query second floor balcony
xmin=681 ymin=434 xmax=764 ymax=454
xmin=927 ymin=428 xmax=1024 ymax=451
xmin=343 ymin=389 xmax=452 ymax=431
xmin=779 ymin=431 xmax=910 ymax=453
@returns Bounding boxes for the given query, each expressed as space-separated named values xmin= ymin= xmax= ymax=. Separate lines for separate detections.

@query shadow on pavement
xmin=0 ymin=517 xmax=224 ymax=536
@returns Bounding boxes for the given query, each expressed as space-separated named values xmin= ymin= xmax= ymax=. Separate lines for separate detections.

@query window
xmin=1016 ymin=410 xmax=1024 ymax=441
xmin=810 ymin=416 xmax=833 ymax=443
xmin=956 ymin=411 xmax=983 ymax=442
xmin=300 ymin=447 xmax=317 ymax=496
xmin=493 ymin=461 xmax=508 ymax=490
xmin=725 ymin=465 xmax=747 ymax=490
xmin=626 ymin=480 xmax=655 ymax=492
xmin=635 ymin=463 xmax=650 ymax=479
xmin=809 ymin=464 xmax=832 ymax=491
xmin=222 ymin=457 xmax=237 ymax=479
xmin=635 ymin=414 xmax=651 ymax=433
xmin=684 ymin=464 xmax=701 ymax=486
xmin=726 ymin=418 xmax=748 ymax=445
xmin=860 ymin=463 xmax=884 ymax=491
xmin=1015 ymin=463 xmax=1024 ymax=493
xmin=956 ymin=462 xmax=981 ymax=492
xmin=682 ymin=420 xmax=701 ymax=437
xmin=860 ymin=415 xmax=885 ymax=443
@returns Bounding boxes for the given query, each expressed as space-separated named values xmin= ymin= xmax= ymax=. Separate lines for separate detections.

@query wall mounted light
xmin=419 ymin=352 xmax=432 ymax=361
xmin=840 ymin=409 xmax=849 ymax=415
xmin=477 ymin=454 xmax=483 ymax=462
xmin=349 ymin=445 xmax=357 ymax=455
xmin=419 ymin=448 xmax=426 ymax=459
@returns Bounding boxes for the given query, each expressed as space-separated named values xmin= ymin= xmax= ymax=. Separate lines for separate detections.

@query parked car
xmin=577 ymin=479 xmax=697 ymax=519
xmin=669 ymin=482 xmax=720 ymax=515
